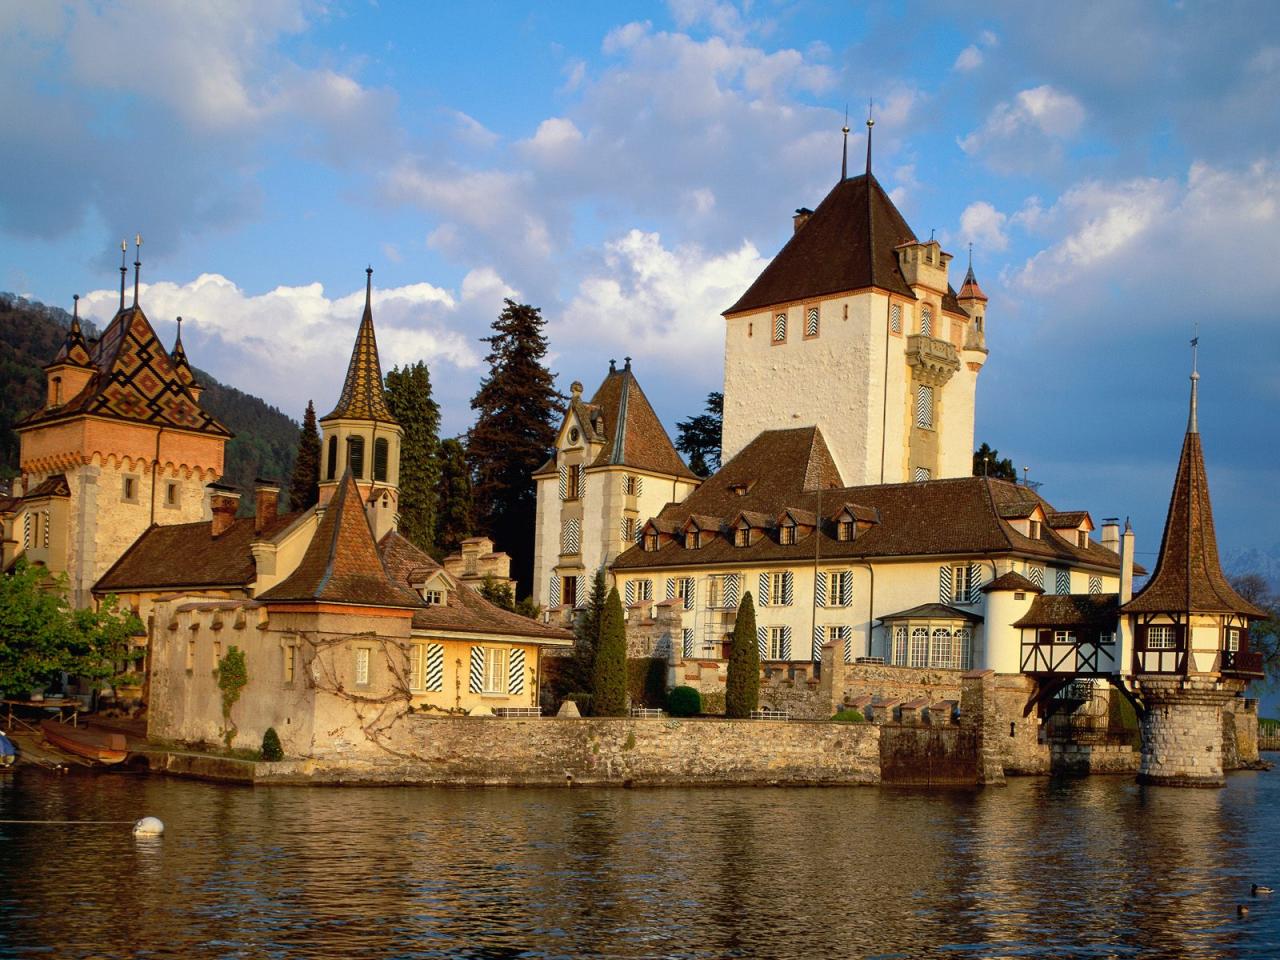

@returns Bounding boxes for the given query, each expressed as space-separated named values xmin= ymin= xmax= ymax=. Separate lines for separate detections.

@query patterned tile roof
xmin=1015 ymin=594 xmax=1119 ymax=629
xmin=585 ymin=362 xmax=697 ymax=479
xmin=322 ymin=269 xmax=396 ymax=423
xmin=169 ymin=317 xmax=198 ymax=389
xmin=22 ymin=474 xmax=71 ymax=500
xmin=19 ymin=305 xmax=229 ymax=436
xmin=50 ymin=299 xmax=93 ymax=368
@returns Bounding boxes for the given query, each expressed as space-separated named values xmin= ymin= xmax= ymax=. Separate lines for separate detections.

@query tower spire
xmin=840 ymin=105 xmax=849 ymax=182
xmin=865 ymin=99 xmax=874 ymax=176
xmin=1188 ymin=323 xmax=1200 ymax=434
xmin=71 ymin=293 xmax=81 ymax=333
xmin=132 ymin=233 xmax=142 ymax=307
xmin=365 ymin=265 xmax=373 ymax=312
xmin=118 ymin=239 xmax=127 ymax=311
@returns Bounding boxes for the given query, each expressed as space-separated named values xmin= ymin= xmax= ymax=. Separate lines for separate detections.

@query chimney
xmin=1119 ymin=518 xmax=1134 ymax=604
xmin=209 ymin=486 xmax=241 ymax=538
xmin=1101 ymin=518 xmax=1120 ymax=554
xmin=793 ymin=207 xmax=813 ymax=233
xmin=254 ymin=479 xmax=280 ymax=534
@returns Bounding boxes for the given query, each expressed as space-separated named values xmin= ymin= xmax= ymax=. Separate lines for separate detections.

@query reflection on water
xmin=1 ymin=770 xmax=1278 ymax=958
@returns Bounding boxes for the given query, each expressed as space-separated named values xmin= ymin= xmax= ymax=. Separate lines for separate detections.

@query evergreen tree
xmin=288 ymin=400 xmax=321 ymax=511
xmin=973 ymin=442 xmax=1017 ymax=481
xmin=467 ymin=300 xmax=561 ymax=593
xmin=385 ymin=361 xmax=442 ymax=552
xmin=675 ymin=392 xmax=723 ymax=477
xmin=436 ymin=437 xmax=474 ymax=556
xmin=591 ymin=586 xmax=628 ymax=716
xmin=478 ymin=575 xmax=516 ymax=612
xmin=725 ymin=591 xmax=760 ymax=718
xmin=570 ymin=568 xmax=608 ymax=692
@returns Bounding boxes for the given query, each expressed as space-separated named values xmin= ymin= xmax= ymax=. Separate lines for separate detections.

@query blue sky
xmin=3 ymin=0 xmax=1279 ymax=575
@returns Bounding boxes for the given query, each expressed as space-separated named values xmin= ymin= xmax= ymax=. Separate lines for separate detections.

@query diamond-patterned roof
xmin=322 ymin=269 xmax=396 ymax=424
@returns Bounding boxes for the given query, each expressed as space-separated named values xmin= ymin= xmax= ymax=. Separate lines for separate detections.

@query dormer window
xmin=779 ymin=524 xmax=796 ymax=546
xmin=644 ymin=533 xmax=660 ymax=552
xmin=1029 ymin=520 xmax=1041 ymax=539
xmin=734 ymin=526 xmax=749 ymax=547
xmin=1077 ymin=531 xmax=1089 ymax=548
xmin=838 ymin=519 xmax=854 ymax=542
xmin=730 ymin=482 xmax=751 ymax=497
xmin=423 ymin=589 xmax=444 ymax=607
xmin=685 ymin=530 xmax=702 ymax=549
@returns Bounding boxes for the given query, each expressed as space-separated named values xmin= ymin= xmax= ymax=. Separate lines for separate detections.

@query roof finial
xmin=624 ymin=356 xmax=632 ymax=370
xmin=968 ymin=241 xmax=973 ymax=270
xmin=175 ymin=315 xmax=184 ymax=346
xmin=118 ymin=239 xmax=128 ymax=311
xmin=72 ymin=293 xmax=80 ymax=325
xmin=1188 ymin=322 xmax=1200 ymax=434
xmin=609 ymin=358 xmax=616 ymax=372
xmin=840 ymin=104 xmax=850 ymax=182
xmin=132 ymin=233 xmax=142 ymax=307
xmin=365 ymin=265 xmax=373 ymax=311
xmin=865 ymin=99 xmax=874 ymax=176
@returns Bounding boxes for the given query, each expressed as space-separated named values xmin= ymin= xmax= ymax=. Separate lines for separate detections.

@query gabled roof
xmin=724 ymin=172 xmax=965 ymax=316
xmin=982 ymin=571 xmax=1043 ymax=594
xmin=1015 ymin=594 xmax=1119 ymax=629
xmin=1123 ymin=381 xmax=1265 ymax=617
xmin=23 ymin=474 xmax=71 ymax=500
xmin=322 ymin=269 xmax=397 ymax=424
xmin=1046 ymin=510 xmax=1091 ymax=529
xmin=258 ymin=470 xmax=418 ymax=608
xmin=19 ymin=304 xmax=230 ymax=437
xmin=878 ymin=603 xmax=984 ymax=623
xmin=584 ymin=361 xmax=697 ymax=480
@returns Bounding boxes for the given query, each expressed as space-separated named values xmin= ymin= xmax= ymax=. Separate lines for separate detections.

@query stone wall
xmin=1223 ymin=696 xmax=1261 ymax=770
xmin=1137 ymin=677 xmax=1247 ymax=786
xmin=1049 ymin=742 xmax=1139 ymax=776
xmin=993 ymin=673 xmax=1050 ymax=775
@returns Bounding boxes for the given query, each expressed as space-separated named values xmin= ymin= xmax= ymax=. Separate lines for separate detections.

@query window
xmin=707 ymin=575 xmax=726 ymax=609
xmin=1098 ymin=631 xmax=1115 ymax=646
xmin=913 ymin=467 xmax=931 ymax=483
xmin=768 ymin=572 xmax=787 ymax=606
xmin=374 ymin=438 xmax=389 ymax=482
xmin=685 ymin=530 xmax=701 ymax=549
xmin=408 ymin=644 xmax=424 ymax=690
xmin=769 ymin=627 xmax=786 ymax=661
xmin=566 ymin=464 xmax=582 ymax=500
xmin=326 ymin=436 xmax=337 ymax=480
xmin=1053 ymin=630 xmax=1076 ymax=644
xmin=1147 ymin=626 xmax=1177 ymax=650
xmin=838 ymin=519 xmax=854 ymax=542
xmin=562 ymin=576 xmax=578 ymax=608
xmin=483 ymin=647 xmax=509 ymax=694
xmin=910 ymin=627 xmax=929 ymax=668
xmin=52 ymin=376 xmax=61 ymax=405
xmin=185 ymin=638 xmax=196 ymax=671
xmin=165 ymin=481 xmax=179 ymax=507
xmin=954 ymin=629 xmax=973 ymax=671
xmin=212 ymin=640 xmax=222 ymax=663
xmin=623 ymin=474 xmax=639 ymax=496
xmin=569 ymin=427 xmax=580 ymax=444
xmin=283 ymin=645 xmax=296 ymax=684
xmin=1078 ymin=531 xmax=1089 ymax=548
xmin=892 ymin=626 xmax=908 ymax=665
xmin=930 ymin=628 xmax=951 ymax=668
xmin=622 ymin=517 xmax=636 ymax=543
xmin=915 ymin=384 xmax=934 ymax=429
xmin=1226 ymin=628 xmax=1241 ymax=652
xmin=828 ymin=625 xmax=852 ymax=663
xmin=122 ymin=476 xmax=137 ymax=502
xmin=1029 ymin=520 xmax=1042 ymax=539
xmin=829 ymin=570 xmax=852 ymax=607
xmin=355 ymin=648 xmax=371 ymax=686
xmin=734 ymin=525 xmax=750 ymax=547
xmin=951 ymin=564 xmax=973 ymax=604
xmin=676 ymin=577 xmax=694 ymax=609
xmin=347 ymin=436 xmax=365 ymax=479
xmin=780 ymin=523 xmax=796 ymax=546
xmin=890 ymin=303 xmax=902 ymax=334
xmin=634 ymin=579 xmax=653 ymax=602
xmin=423 ymin=589 xmax=444 ymax=606
xmin=644 ymin=533 xmax=660 ymax=552
xmin=921 ymin=306 xmax=933 ymax=337
xmin=773 ymin=312 xmax=787 ymax=343
xmin=804 ymin=306 xmax=819 ymax=338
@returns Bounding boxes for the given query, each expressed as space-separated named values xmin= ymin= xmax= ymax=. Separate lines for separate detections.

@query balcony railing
xmin=1222 ymin=649 xmax=1265 ymax=678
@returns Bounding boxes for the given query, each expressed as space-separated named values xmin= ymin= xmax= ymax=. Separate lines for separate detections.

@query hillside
xmin=0 ymin=293 xmax=299 ymax=507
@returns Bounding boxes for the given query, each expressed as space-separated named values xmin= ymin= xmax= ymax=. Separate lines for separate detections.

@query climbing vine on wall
xmin=216 ymin=646 xmax=248 ymax=748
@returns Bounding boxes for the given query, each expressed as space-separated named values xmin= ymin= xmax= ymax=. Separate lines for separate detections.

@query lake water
xmin=2 ymin=768 xmax=1279 ymax=959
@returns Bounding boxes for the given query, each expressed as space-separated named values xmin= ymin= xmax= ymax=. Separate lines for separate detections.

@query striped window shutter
xmin=806 ymin=306 xmax=819 ymax=336
xmin=815 ymin=571 xmax=827 ymax=607
xmin=425 ymin=644 xmax=444 ymax=692
xmin=1028 ymin=565 xmax=1044 ymax=588
xmin=840 ymin=571 xmax=853 ymax=607
xmin=1055 ymin=569 xmax=1071 ymax=595
xmin=968 ymin=564 xmax=984 ymax=603
xmin=625 ymin=580 xmax=635 ymax=605
xmin=915 ymin=385 xmax=934 ymax=428
xmin=620 ymin=516 xmax=628 ymax=542
xmin=550 ymin=576 xmax=561 ymax=607
xmin=812 ymin=625 xmax=824 ymax=662
xmin=666 ymin=578 xmax=676 ymax=600
xmin=773 ymin=312 xmax=787 ymax=341
xmin=558 ymin=465 xmax=567 ymax=500
xmin=683 ymin=578 xmax=695 ymax=610
xmin=509 ymin=648 xmax=526 ymax=695
xmin=1089 ymin=576 xmax=1102 ymax=595
xmin=842 ymin=627 xmax=853 ymax=664
xmin=939 ymin=565 xmax=953 ymax=603
xmin=758 ymin=573 xmax=770 ymax=606
xmin=468 ymin=646 xmax=484 ymax=693
xmin=23 ymin=513 xmax=30 ymax=547
xmin=682 ymin=628 xmax=694 ymax=658
xmin=635 ymin=522 xmax=643 ymax=544
xmin=725 ymin=574 xmax=740 ymax=608
xmin=890 ymin=303 xmax=902 ymax=333
xmin=913 ymin=466 xmax=931 ymax=482
xmin=757 ymin=626 xmax=768 ymax=659
xmin=921 ymin=306 xmax=933 ymax=337
xmin=635 ymin=475 xmax=643 ymax=496
xmin=782 ymin=572 xmax=794 ymax=605
xmin=780 ymin=626 xmax=792 ymax=660
xmin=575 ymin=576 xmax=586 ymax=608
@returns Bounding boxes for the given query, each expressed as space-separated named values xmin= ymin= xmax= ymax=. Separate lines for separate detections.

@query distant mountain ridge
xmin=1225 ymin=544 xmax=1280 ymax=594
xmin=0 ymin=292 xmax=299 ymax=508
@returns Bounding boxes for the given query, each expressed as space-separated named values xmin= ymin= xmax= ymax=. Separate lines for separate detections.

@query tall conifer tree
xmin=467 ymin=299 xmax=561 ymax=592
xmin=435 ymin=437 xmax=474 ymax=556
xmin=288 ymin=400 xmax=321 ymax=511
xmin=725 ymin=591 xmax=760 ymax=718
xmin=385 ymin=361 xmax=441 ymax=552
xmin=591 ymin=586 xmax=627 ymax=717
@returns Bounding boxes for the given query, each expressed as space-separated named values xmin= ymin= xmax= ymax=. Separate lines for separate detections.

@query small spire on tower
xmin=365 ymin=265 xmax=373 ymax=310
xmin=865 ymin=99 xmax=874 ymax=176
xmin=118 ymin=239 xmax=128 ymax=311
xmin=132 ymin=233 xmax=142 ymax=307
xmin=840 ymin=104 xmax=850 ymax=182
xmin=1188 ymin=323 xmax=1200 ymax=434
xmin=72 ymin=293 xmax=81 ymax=332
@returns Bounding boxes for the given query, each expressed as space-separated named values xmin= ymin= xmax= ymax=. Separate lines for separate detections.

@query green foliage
xmin=561 ymin=568 xmax=607 ymax=697
xmin=590 ymin=587 xmax=627 ymax=716
xmin=435 ymin=437 xmax=474 ymax=557
xmin=1107 ymin=689 xmax=1143 ymax=750
xmin=627 ymin=657 xmax=667 ymax=708
xmin=260 ymin=726 xmax=284 ymax=762
xmin=1260 ymin=718 xmax=1279 ymax=736
xmin=973 ymin=442 xmax=1017 ymax=481
xmin=832 ymin=709 xmax=867 ymax=723
xmin=725 ymin=591 xmax=760 ymax=718
xmin=0 ymin=560 xmax=142 ymax=696
xmin=468 ymin=300 xmax=562 ymax=593
xmin=287 ymin=400 xmax=321 ymax=511
xmin=667 ymin=686 xmax=701 ymax=717
xmin=1232 ymin=573 xmax=1280 ymax=689
xmin=385 ymin=361 xmax=442 ymax=552
xmin=675 ymin=392 xmax=723 ymax=477
xmin=514 ymin=596 xmax=541 ymax=620
xmin=195 ymin=368 xmax=297 ymax=513
xmin=216 ymin=646 xmax=249 ymax=749
xmin=566 ymin=692 xmax=593 ymax=715
xmin=479 ymin=575 xmax=515 ymax=612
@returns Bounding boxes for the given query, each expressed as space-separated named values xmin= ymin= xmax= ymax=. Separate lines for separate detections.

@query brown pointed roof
xmin=322 ymin=269 xmax=396 ymax=423
xmin=50 ymin=300 xmax=93 ymax=368
xmin=724 ymin=172 xmax=965 ymax=316
xmin=1123 ymin=403 xmax=1265 ymax=617
xmin=258 ymin=470 xmax=418 ymax=607
xmin=19 ymin=305 xmax=229 ymax=436
xmin=585 ymin=362 xmax=697 ymax=480
xmin=170 ymin=318 xmax=198 ymax=389
xmin=957 ymin=264 xmax=988 ymax=302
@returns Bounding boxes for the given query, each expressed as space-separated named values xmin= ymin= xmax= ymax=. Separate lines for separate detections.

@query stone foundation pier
xmin=1137 ymin=676 xmax=1247 ymax=787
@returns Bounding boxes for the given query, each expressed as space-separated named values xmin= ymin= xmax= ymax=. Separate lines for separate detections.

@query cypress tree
xmin=287 ymin=400 xmax=321 ymax=511
xmin=467 ymin=300 xmax=561 ymax=594
xmin=385 ymin=361 xmax=442 ymax=552
xmin=570 ymin=568 xmax=608 ymax=692
xmin=591 ymin=586 xmax=627 ymax=717
xmin=435 ymin=437 xmax=474 ymax=556
xmin=725 ymin=591 xmax=760 ymax=718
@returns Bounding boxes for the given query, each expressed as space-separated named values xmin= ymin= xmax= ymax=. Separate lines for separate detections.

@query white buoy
xmin=133 ymin=816 xmax=164 ymax=837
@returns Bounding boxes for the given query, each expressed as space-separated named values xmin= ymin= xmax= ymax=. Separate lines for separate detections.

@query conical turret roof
xmin=958 ymin=263 xmax=988 ymax=302
xmin=50 ymin=297 xmax=93 ymax=368
xmin=170 ymin=317 xmax=198 ymax=389
xmin=322 ymin=268 xmax=396 ymax=423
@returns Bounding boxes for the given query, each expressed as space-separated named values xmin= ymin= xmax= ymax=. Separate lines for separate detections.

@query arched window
xmin=374 ymin=438 xmax=389 ymax=482
xmin=931 ymin=628 xmax=952 ymax=669
xmin=910 ymin=627 xmax=929 ymax=668
xmin=326 ymin=436 xmax=337 ymax=480
xmin=347 ymin=436 xmax=365 ymax=479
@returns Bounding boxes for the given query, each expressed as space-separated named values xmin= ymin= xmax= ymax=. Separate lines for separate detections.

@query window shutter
xmin=624 ymin=580 xmax=635 ymax=605
xmin=758 ymin=573 xmax=770 ymax=607
xmin=725 ymin=573 xmax=740 ymax=608
xmin=780 ymin=625 xmax=792 ymax=660
xmin=840 ymin=571 xmax=853 ymax=607
xmin=635 ymin=475 xmax=643 ymax=496
xmin=468 ymin=646 xmax=484 ymax=693
xmin=620 ymin=516 xmax=628 ymax=542
xmin=921 ymin=306 xmax=933 ymax=337
xmin=843 ymin=627 xmax=854 ymax=664
xmin=968 ymin=564 xmax=984 ymax=603
xmin=425 ymin=644 xmax=444 ymax=692
xmin=805 ymin=306 xmax=819 ymax=337
xmin=550 ymin=577 xmax=561 ymax=607
xmin=815 ymin=571 xmax=827 ymax=607
xmin=812 ymin=625 xmax=824 ymax=662
xmin=757 ymin=625 xmax=768 ymax=659
xmin=1089 ymin=576 xmax=1102 ymax=596
xmin=558 ymin=465 xmax=567 ymax=500
xmin=782 ymin=572 xmax=794 ymax=605
xmin=890 ymin=303 xmax=902 ymax=333
xmin=509 ymin=648 xmax=526 ymax=695
xmin=939 ymin=565 xmax=953 ymax=604
xmin=683 ymin=578 xmax=695 ymax=610
xmin=682 ymin=628 xmax=694 ymax=659
xmin=666 ymin=578 xmax=676 ymax=600
xmin=575 ymin=576 xmax=586 ymax=608
xmin=1055 ymin=569 xmax=1071 ymax=595
xmin=915 ymin=385 xmax=934 ymax=428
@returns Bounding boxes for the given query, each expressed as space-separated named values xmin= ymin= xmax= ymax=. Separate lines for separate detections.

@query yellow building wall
xmin=407 ymin=636 xmax=545 ymax=715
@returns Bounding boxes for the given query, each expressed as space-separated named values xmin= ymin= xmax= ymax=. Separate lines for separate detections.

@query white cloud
xmin=959 ymin=84 xmax=1085 ymax=172
xmin=519 ymin=117 xmax=585 ymax=165
xmin=959 ymin=201 xmax=1009 ymax=252
xmin=954 ymin=45 xmax=984 ymax=71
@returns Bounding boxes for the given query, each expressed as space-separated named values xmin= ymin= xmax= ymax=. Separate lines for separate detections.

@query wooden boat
xmin=39 ymin=720 xmax=127 ymax=765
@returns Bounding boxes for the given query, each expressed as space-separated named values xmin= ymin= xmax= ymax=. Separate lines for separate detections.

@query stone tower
xmin=720 ymin=125 xmax=987 ymax=486
xmin=1123 ymin=364 xmax=1266 ymax=786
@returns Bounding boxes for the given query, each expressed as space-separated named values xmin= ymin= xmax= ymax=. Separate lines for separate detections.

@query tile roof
xmin=18 ymin=305 xmax=230 ymax=437
xmin=258 ymin=470 xmax=418 ymax=608
xmin=613 ymin=428 xmax=1133 ymax=573
xmin=724 ymin=172 xmax=966 ymax=316
xmin=50 ymin=303 xmax=93 ymax=368
xmin=957 ymin=264 xmax=988 ymax=302
xmin=584 ymin=362 xmax=697 ymax=480
xmin=1123 ymin=415 xmax=1266 ymax=617
xmin=378 ymin=531 xmax=572 ymax=643
xmin=1046 ymin=511 xmax=1090 ymax=528
xmin=23 ymin=474 xmax=71 ymax=499
xmin=1014 ymin=594 xmax=1119 ymax=629
xmin=169 ymin=318 xmax=198 ymax=389
xmin=878 ymin=602 xmax=984 ymax=623
xmin=981 ymin=571 xmax=1043 ymax=594
xmin=322 ymin=270 xmax=397 ymax=423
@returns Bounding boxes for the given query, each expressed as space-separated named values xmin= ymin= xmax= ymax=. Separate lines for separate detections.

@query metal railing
xmin=750 ymin=708 xmax=790 ymax=721
xmin=493 ymin=707 xmax=543 ymax=718
xmin=629 ymin=707 xmax=664 ymax=718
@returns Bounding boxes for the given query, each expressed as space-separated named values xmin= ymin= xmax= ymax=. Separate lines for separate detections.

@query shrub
xmin=260 ymin=727 xmax=284 ymax=761
xmin=627 ymin=657 xmax=667 ymax=707
xmin=667 ymin=686 xmax=701 ymax=717
xmin=725 ymin=592 xmax=760 ymax=718
xmin=832 ymin=709 xmax=867 ymax=723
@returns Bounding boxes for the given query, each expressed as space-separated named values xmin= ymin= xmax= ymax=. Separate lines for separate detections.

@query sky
xmin=2 ymin=0 xmax=1279 ymax=573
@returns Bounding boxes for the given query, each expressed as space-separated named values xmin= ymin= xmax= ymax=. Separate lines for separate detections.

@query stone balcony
xmin=905 ymin=334 xmax=960 ymax=386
